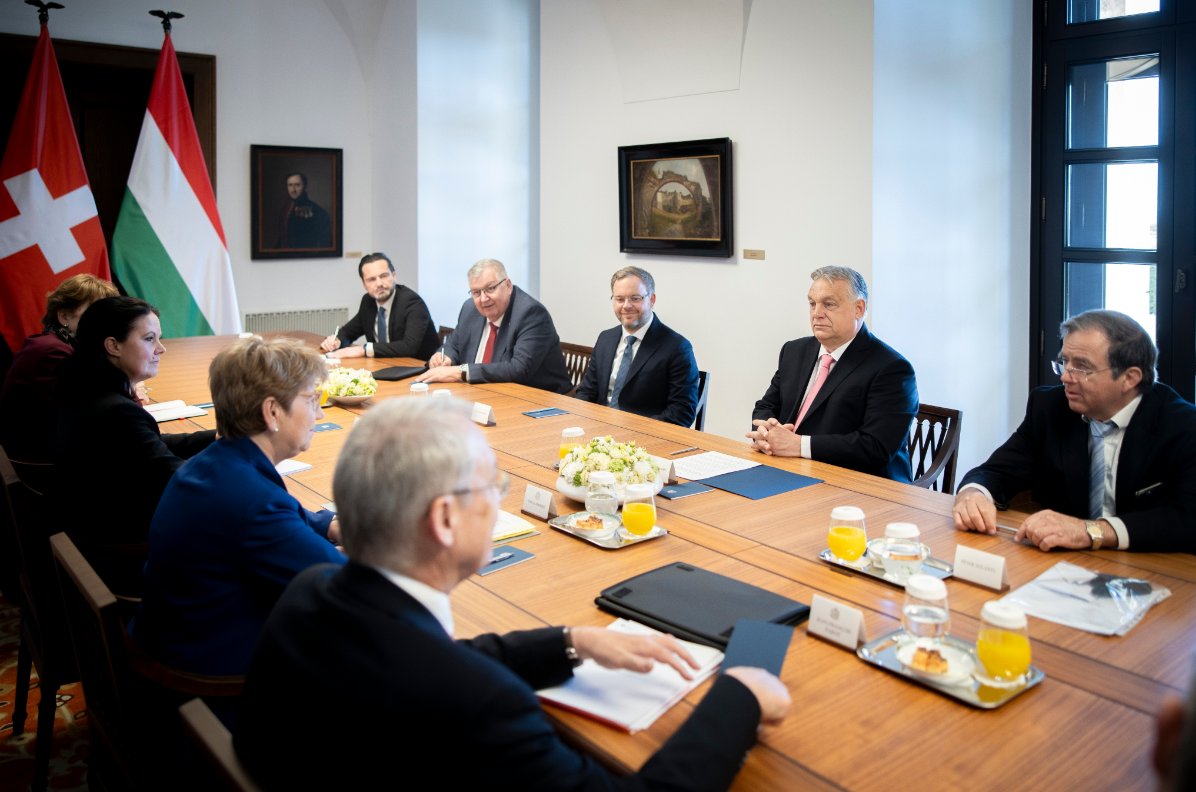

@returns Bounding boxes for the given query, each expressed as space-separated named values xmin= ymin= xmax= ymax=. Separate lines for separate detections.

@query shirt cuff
xmin=1106 ymin=516 xmax=1129 ymax=550
xmin=958 ymin=482 xmax=994 ymax=502
xmin=800 ymin=434 xmax=812 ymax=459
xmin=365 ymin=342 xmax=374 ymax=358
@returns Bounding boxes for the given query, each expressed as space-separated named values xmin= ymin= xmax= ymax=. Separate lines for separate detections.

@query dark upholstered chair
xmin=437 ymin=325 xmax=454 ymax=346
xmin=693 ymin=370 xmax=711 ymax=432
xmin=908 ymin=403 xmax=963 ymax=494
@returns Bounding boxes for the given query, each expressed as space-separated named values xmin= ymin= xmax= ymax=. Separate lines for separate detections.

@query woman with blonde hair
xmin=131 ymin=335 xmax=345 ymax=710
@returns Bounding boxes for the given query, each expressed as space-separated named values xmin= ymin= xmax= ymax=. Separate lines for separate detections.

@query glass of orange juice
xmin=975 ymin=601 xmax=1031 ymax=687
xmin=559 ymin=427 xmax=584 ymax=460
xmin=827 ymin=506 xmax=867 ymax=563
xmin=620 ymin=484 xmax=656 ymax=538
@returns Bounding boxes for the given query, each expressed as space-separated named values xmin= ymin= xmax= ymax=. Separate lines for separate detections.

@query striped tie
xmin=1088 ymin=419 xmax=1117 ymax=519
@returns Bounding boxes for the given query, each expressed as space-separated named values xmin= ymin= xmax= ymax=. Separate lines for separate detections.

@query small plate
xmin=896 ymin=639 xmax=975 ymax=686
xmin=548 ymin=512 xmax=667 ymax=549
xmin=818 ymin=547 xmax=952 ymax=586
xmin=328 ymin=394 xmax=372 ymax=406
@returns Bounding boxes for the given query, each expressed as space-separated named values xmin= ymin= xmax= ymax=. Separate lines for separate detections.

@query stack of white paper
xmin=537 ymin=619 xmax=723 ymax=733
xmin=144 ymin=399 xmax=208 ymax=422
xmin=671 ymin=451 xmax=759 ymax=481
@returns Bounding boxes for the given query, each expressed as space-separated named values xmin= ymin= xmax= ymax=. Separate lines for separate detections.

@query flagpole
xmin=23 ymin=1 xmax=65 ymax=26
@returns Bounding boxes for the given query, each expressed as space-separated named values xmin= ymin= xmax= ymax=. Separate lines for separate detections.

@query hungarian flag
xmin=0 ymin=23 xmax=110 ymax=355
xmin=112 ymin=31 xmax=241 ymax=337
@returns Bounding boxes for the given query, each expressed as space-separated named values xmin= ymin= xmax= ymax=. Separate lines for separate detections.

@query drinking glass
xmin=409 ymin=382 xmax=429 ymax=396
xmin=975 ymin=601 xmax=1031 ymax=686
xmin=559 ymin=427 xmax=584 ymax=460
xmin=621 ymin=483 xmax=656 ymax=537
xmin=827 ymin=505 xmax=867 ymax=563
xmin=902 ymin=574 xmax=950 ymax=642
xmin=585 ymin=471 xmax=618 ymax=515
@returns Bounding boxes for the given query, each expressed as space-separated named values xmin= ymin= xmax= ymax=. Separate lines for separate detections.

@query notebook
xmin=595 ymin=562 xmax=809 ymax=649
xmin=372 ymin=365 xmax=428 ymax=381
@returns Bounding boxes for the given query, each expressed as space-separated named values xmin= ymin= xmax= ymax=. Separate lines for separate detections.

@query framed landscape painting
xmin=617 ymin=137 xmax=732 ymax=258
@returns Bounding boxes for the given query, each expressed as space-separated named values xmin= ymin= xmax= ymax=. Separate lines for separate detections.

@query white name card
xmin=953 ymin=545 xmax=1009 ymax=590
xmin=807 ymin=594 xmax=867 ymax=650
xmin=521 ymin=484 xmax=559 ymax=520
xmin=471 ymin=402 xmax=496 ymax=426
xmin=650 ymin=455 xmax=678 ymax=485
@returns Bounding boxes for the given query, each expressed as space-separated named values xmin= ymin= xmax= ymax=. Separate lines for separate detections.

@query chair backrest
xmin=560 ymin=342 xmax=594 ymax=393
xmin=179 ymin=698 xmax=262 ymax=792
xmin=908 ymin=403 xmax=963 ymax=494
xmin=693 ymin=370 xmax=710 ymax=432
xmin=437 ymin=325 xmax=454 ymax=346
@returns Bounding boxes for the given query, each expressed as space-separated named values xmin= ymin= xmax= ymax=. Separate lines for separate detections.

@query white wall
xmin=873 ymin=0 xmax=1033 ymax=476
xmin=0 ymin=0 xmax=391 ymax=329
xmin=540 ymin=0 xmax=876 ymax=441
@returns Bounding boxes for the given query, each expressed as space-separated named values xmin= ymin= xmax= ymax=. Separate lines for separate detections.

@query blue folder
xmin=696 ymin=465 xmax=822 ymax=500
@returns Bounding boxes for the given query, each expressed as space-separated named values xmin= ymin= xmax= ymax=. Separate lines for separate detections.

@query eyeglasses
xmin=611 ymin=295 xmax=648 ymax=306
xmin=449 ymin=470 xmax=511 ymax=500
xmin=1051 ymin=358 xmax=1111 ymax=381
xmin=299 ymin=389 xmax=328 ymax=408
xmin=468 ymin=278 xmax=509 ymax=300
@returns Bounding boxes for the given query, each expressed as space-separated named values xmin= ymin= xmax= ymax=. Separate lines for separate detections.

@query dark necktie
xmin=610 ymin=336 xmax=637 ymax=409
xmin=376 ymin=305 xmax=387 ymax=343
xmin=1088 ymin=419 xmax=1117 ymax=519
xmin=482 ymin=323 xmax=499 ymax=364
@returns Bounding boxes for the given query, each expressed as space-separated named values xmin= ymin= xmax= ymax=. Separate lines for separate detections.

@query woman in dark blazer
xmin=130 ymin=336 xmax=345 ymax=701
xmin=55 ymin=296 xmax=215 ymax=597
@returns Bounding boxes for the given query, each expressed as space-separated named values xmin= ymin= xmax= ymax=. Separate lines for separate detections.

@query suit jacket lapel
xmin=1113 ymin=387 xmax=1158 ymax=505
xmin=624 ymin=319 xmax=663 ymax=382
xmin=593 ymin=329 xmax=617 ymax=401
xmin=493 ymin=288 xmax=521 ymax=361
xmin=803 ymin=324 xmax=872 ymax=420
xmin=787 ymin=341 xmax=819 ymax=423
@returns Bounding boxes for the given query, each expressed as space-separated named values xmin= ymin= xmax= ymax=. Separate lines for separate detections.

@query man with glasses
xmin=420 ymin=258 xmax=572 ymax=393
xmin=954 ymin=310 xmax=1196 ymax=553
xmin=574 ymin=266 xmax=699 ymax=426
xmin=748 ymin=266 xmax=919 ymax=481
xmin=235 ymin=398 xmax=790 ymax=789
xmin=320 ymin=252 xmax=440 ymax=360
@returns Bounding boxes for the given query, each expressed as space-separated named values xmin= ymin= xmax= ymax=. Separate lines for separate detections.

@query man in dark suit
xmin=319 ymin=252 xmax=440 ymax=359
xmin=234 ymin=398 xmax=790 ymax=790
xmin=574 ymin=266 xmax=699 ymax=426
xmin=419 ymin=258 xmax=572 ymax=393
xmin=747 ymin=266 xmax=918 ymax=481
xmin=954 ymin=310 xmax=1196 ymax=553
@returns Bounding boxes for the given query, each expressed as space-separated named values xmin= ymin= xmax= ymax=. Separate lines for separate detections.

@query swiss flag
xmin=0 ymin=22 xmax=110 ymax=355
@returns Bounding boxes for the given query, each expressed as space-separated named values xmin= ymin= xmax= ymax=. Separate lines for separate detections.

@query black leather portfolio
xmin=595 ymin=562 xmax=809 ymax=649
xmin=371 ymin=365 xmax=427 ymax=381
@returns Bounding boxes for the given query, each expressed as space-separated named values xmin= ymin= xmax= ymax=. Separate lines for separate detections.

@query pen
xmin=487 ymin=551 xmax=514 ymax=566
xmin=669 ymin=446 xmax=699 ymax=455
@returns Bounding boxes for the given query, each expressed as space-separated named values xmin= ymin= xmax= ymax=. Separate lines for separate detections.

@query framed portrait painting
xmin=251 ymin=144 xmax=343 ymax=259
xmin=617 ymin=137 xmax=732 ymax=258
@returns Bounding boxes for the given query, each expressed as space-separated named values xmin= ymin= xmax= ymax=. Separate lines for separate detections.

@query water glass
xmin=902 ymin=574 xmax=950 ymax=642
xmin=585 ymin=470 xmax=618 ymax=515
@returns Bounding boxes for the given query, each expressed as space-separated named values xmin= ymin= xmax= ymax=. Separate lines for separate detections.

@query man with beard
xmin=320 ymin=252 xmax=439 ymax=359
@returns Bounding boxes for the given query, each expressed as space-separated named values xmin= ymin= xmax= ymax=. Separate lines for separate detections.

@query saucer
xmin=896 ymin=639 xmax=975 ymax=686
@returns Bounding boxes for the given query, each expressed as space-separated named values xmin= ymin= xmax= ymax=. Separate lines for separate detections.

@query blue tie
xmin=376 ymin=305 xmax=387 ymax=343
xmin=1088 ymin=419 xmax=1117 ymax=519
xmin=610 ymin=336 xmax=637 ymax=409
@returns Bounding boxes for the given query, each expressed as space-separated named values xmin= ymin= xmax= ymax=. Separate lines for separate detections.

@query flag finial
xmin=149 ymin=9 xmax=184 ymax=33
xmin=24 ymin=1 xmax=65 ymax=25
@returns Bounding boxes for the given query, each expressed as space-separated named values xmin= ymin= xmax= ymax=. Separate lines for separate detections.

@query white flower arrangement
xmin=324 ymin=367 xmax=378 ymax=397
xmin=559 ymin=435 xmax=660 ymax=489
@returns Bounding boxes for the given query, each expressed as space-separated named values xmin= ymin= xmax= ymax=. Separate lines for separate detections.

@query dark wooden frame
xmin=250 ymin=144 xmax=343 ymax=260
xmin=618 ymin=137 xmax=733 ymax=258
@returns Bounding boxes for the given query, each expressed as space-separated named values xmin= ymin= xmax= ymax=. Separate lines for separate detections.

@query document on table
xmin=671 ymin=451 xmax=759 ymax=481
xmin=493 ymin=510 xmax=539 ymax=542
xmin=1000 ymin=561 xmax=1171 ymax=636
xmin=536 ymin=619 xmax=723 ymax=734
xmin=275 ymin=458 xmax=312 ymax=476
xmin=144 ymin=400 xmax=208 ymax=422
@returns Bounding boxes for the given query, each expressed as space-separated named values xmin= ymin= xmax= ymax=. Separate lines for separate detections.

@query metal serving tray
xmin=548 ymin=512 xmax=667 ymax=550
xmin=818 ymin=547 xmax=953 ymax=586
xmin=857 ymin=629 xmax=1045 ymax=709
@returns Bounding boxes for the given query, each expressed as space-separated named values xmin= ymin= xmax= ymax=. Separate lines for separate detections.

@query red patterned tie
xmin=793 ymin=354 xmax=833 ymax=427
xmin=481 ymin=323 xmax=498 ymax=363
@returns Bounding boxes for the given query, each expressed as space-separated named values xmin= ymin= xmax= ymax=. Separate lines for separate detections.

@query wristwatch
xmin=459 ymin=363 xmax=469 ymax=381
xmin=563 ymin=627 xmax=582 ymax=667
xmin=1084 ymin=520 xmax=1103 ymax=550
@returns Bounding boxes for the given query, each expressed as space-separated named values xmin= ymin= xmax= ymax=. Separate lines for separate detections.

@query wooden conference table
xmin=149 ymin=333 xmax=1196 ymax=791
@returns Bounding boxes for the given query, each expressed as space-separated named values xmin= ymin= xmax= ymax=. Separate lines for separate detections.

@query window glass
xmin=1065 ymin=261 xmax=1158 ymax=343
xmin=1067 ymin=55 xmax=1158 ymax=149
xmin=1065 ymin=161 xmax=1158 ymax=249
xmin=1068 ymin=0 xmax=1160 ymax=24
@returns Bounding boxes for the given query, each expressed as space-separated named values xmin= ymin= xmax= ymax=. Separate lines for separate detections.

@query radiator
xmin=243 ymin=308 xmax=350 ymax=335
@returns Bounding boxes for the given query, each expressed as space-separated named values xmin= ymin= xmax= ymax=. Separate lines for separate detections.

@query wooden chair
xmin=560 ymin=341 xmax=594 ymax=393
xmin=49 ymin=532 xmax=244 ymax=790
xmin=179 ymin=698 xmax=262 ymax=792
xmin=908 ymin=403 xmax=963 ymax=494
xmin=437 ymin=325 xmax=454 ymax=346
xmin=693 ymin=370 xmax=711 ymax=432
xmin=0 ymin=446 xmax=78 ymax=792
